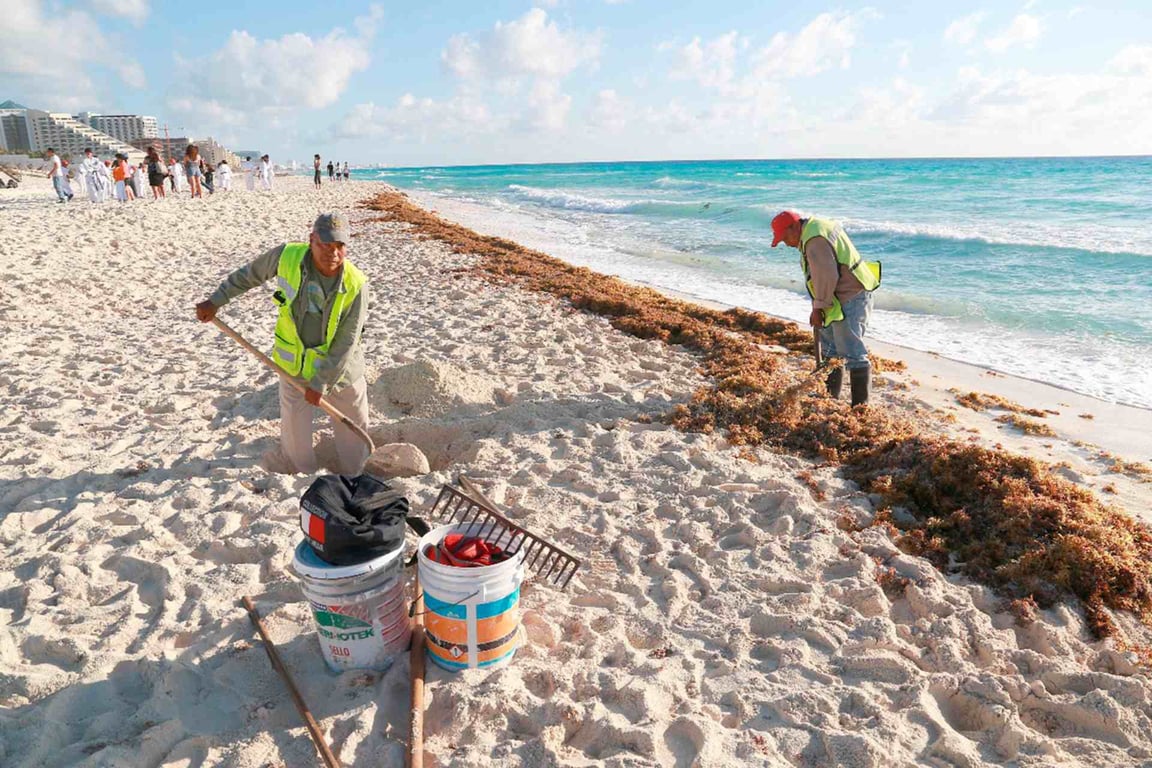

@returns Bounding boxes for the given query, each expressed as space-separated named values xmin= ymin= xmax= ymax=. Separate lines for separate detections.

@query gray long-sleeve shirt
xmin=209 ymin=243 xmax=368 ymax=393
xmin=803 ymin=232 xmax=865 ymax=310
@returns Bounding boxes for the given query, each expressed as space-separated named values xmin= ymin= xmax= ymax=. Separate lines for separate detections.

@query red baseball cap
xmin=771 ymin=210 xmax=801 ymax=247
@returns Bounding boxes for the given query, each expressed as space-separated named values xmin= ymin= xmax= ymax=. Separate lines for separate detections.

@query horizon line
xmin=355 ymin=153 xmax=1152 ymax=171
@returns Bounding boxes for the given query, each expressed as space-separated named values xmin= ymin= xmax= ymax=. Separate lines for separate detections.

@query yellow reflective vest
xmin=799 ymin=217 xmax=881 ymax=325
xmin=271 ymin=243 xmax=365 ymax=381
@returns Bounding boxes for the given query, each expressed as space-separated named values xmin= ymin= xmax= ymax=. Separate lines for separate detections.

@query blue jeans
xmin=52 ymin=176 xmax=70 ymax=201
xmin=819 ymin=291 xmax=873 ymax=370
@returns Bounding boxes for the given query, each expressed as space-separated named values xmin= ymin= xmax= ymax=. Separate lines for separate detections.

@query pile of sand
xmin=370 ymin=359 xmax=496 ymax=418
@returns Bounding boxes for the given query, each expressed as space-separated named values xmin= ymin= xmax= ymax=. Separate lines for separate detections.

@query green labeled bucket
xmin=291 ymin=540 xmax=410 ymax=672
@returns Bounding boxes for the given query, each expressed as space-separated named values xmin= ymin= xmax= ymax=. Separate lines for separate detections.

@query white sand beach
xmin=3 ymin=176 xmax=1152 ymax=767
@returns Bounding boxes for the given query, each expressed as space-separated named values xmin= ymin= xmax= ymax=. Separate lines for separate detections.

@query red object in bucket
xmin=424 ymin=533 xmax=508 ymax=568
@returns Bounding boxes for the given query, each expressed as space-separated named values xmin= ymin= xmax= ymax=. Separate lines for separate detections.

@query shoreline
xmin=400 ymin=187 xmax=1147 ymax=414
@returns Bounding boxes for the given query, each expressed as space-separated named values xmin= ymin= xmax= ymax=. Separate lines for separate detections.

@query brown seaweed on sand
xmin=362 ymin=189 xmax=1152 ymax=639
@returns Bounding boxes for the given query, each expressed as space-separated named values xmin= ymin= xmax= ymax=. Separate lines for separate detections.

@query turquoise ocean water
xmin=361 ymin=158 xmax=1152 ymax=408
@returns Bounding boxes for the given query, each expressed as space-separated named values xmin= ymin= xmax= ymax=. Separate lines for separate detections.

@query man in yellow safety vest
xmin=771 ymin=210 xmax=881 ymax=406
xmin=195 ymin=212 xmax=371 ymax=474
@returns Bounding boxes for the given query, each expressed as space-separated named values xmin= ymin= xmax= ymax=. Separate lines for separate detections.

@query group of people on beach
xmin=313 ymin=155 xmax=350 ymax=188
xmin=43 ymin=146 xmax=275 ymax=203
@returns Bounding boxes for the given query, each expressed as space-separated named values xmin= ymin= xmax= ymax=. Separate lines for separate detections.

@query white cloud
xmin=168 ymin=97 xmax=245 ymax=127
xmin=985 ymin=14 xmax=1042 ymax=52
xmin=117 ymin=61 xmax=147 ymax=89
xmin=944 ymin=12 xmax=986 ymax=46
xmin=523 ymin=80 xmax=572 ymax=130
xmin=751 ymin=10 xmax=871 ymax=80
xmin=588 ymin=89 xmax=631 ymax=129
xmin=1108 ymin=45 xmax=1152 ymax=75
xmin=89 ymin=0 xmax=149 ymax=25
xmin=664 ymin=31 xmax=745 ymax=89
xmin=332 ymin=94 xmax=494 ymax=142
xmin=427 ymin=9 xmax=601 ymax=135
xmin=443 ymin=8 xmax=601 ymax=81
xmin=0 ymin=0 xmax=146 ymax=107
xmin=850 ymin=77 xmax=926 ymax=126
xmin=170 ymin=6 xmax=381 ymax=127
xmin=927 ymin=59 xmax=1152 ymax=141
xmin=658 ymin=10 xmax=873 ymax=100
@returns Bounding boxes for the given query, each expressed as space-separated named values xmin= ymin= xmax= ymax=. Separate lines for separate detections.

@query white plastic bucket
xmin=291 ymin=540 xmax=410 ymax=673
xmin=418 ymin=523 xmax=526 ymax=672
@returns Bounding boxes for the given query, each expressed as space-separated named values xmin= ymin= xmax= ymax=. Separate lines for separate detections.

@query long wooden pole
xmin=210 ymin=317 xmax=376 ymax=454
xmin=242 ymin=596 xmax=341 ymax=768
xmin=408 ymin=580 xmax=426 ymax=768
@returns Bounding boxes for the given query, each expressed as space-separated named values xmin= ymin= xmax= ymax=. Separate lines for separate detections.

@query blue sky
xmin=4 ymin=0 xmax=1150 ymax=165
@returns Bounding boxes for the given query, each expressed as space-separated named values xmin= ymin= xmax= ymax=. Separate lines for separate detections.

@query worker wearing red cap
xmin=771 ymin=211 xmax=882 ymax=405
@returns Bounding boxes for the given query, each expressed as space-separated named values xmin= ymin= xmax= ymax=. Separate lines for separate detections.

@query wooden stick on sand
xmin=242 ymin=595 xmax=341 ymax=768
xmin=408 ymin=579 xmax=427 ymax=768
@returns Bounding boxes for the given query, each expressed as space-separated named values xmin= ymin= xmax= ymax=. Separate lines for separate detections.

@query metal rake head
xmin=427 ymin=477 xmax=582 ymax=590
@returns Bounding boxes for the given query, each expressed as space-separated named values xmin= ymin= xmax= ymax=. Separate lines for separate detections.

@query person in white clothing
xmin=102 ymin=161 xmax=114 ymax=199
xmin=72 ymin=161 xmax=88 ymax=199
xmin=133 ymin=163 xmax=147 ymax=202
xmin=217 ymin=159 xmax=232 ymax=191
xmin=259 ymin=154 xmax=273 ymax=191
xmin=60 ymin=160 xmax=75 ymax=199
xmin=80 ymin=150 xmax=107 ymax=202
xmin=171 ymin=159 xmax=186 ymax=193
xmin=243 ymin=156 xmax=256 ymax=191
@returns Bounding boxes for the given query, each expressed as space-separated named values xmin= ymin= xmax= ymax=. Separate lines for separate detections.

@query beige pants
xmin=279 ymin=377 xmax=369 ymax=475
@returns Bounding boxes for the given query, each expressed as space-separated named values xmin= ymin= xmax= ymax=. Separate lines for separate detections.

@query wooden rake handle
xmin=242 ymin=596 xmax=341 ymax=768
xmin=210 ymin=317 xmax=375 ymax=454
xmin=408 ymin=580 xmax=427 ymax=768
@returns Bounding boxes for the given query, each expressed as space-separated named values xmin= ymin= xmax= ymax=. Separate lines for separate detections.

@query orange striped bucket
xmin=417 ymin=523 xmax=525 ymax=671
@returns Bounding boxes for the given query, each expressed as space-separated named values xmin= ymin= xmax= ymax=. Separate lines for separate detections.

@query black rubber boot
xmin=825 ymin=367 xmax=843 ymax=399
xmin=849 ymin=364 xmax=871 ymax=406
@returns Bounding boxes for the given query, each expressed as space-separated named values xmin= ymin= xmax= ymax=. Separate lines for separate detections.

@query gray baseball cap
xmin=313 ymin=212 xmax=350 ymax=243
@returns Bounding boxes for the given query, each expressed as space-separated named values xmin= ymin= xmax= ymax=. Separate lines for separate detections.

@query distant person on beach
xmin=771 ymin=211 xmax=882 ymax=406
xmin=184 ymin=144 xmax=203 ymax=198
xmin=111 ymin=155 xmax=133 ymax=202
xmin=132 ymin=161 xmax=147 ymax=200
xmin=327 ymin=160 xmax=334 ymax=181
xmin=44 ymin=149 xmax=72 ymax=203
xmin=147 ymin=148 xmax=167 ymax=198
xmin=194 ymin=212 xmax=370 ymax=475
xmin=314 ymin=154 xmax=322 ymax=189
xmin=342 ymin=162 xmax=349 ymax=181
xmin=243 ymin=156 xmax=256 ymax=191
xmin=81 ymin=149 xmax=109 ymax=202
xmin=72 ymin=154 xmax=89 ymax=199
xmin=168 ymin=158 xmax=186 ymax=193
xmin=98 ymin=159 xmax=113 ymax=201
xmin=217 ymin=159 xmax=232 ymax=191
xmin=203 ymin=162 xmax=215 ymax=194
xmin=60 ymin=158 xmax=75 ymax=199
xmin=259 ymin=154 xmax=273 ymax=191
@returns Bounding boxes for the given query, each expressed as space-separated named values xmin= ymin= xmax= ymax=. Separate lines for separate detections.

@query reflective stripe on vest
xmin=271 ymin=243 xmax=365 ymax=381
xmin=799 ymin=217 xmax=881 ymax=325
